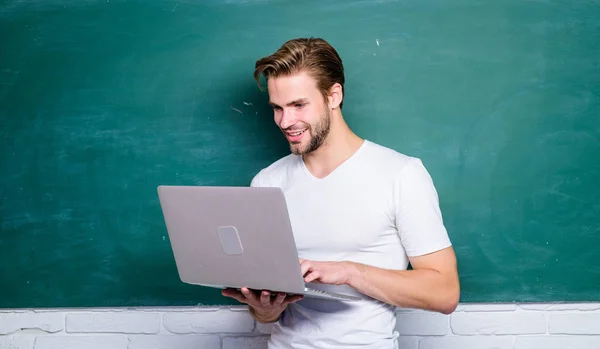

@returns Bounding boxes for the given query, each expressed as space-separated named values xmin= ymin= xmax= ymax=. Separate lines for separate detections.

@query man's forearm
xmin=345 ymin=262 xmax=459 ymax=314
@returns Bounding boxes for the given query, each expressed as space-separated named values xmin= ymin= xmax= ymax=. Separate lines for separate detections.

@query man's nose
xmin=279 ymin=109 xmax=295 ymax=129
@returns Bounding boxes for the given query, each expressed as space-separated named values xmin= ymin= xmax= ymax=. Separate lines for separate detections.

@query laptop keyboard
xmin=306 ymin=288 xmax=327 ymax=295
xmin=304 ymin=287 xmax=359 ymax=301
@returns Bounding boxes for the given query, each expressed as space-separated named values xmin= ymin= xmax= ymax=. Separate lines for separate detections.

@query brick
xmin=396 ymin=335 xmax=419 ymax=349
xmin=514 ymin=335 xmax=600 ymax=349
xmin=0 ymin=312 xmax=63 ymax=335
xmin=455 ymin=303 xmax=517 ymax=312
xmin=163 ymin=309 xmax=254 ymax=334
xmin=0 ymin=335 xmax=35 ymax=349
xmin=66 ymin=311 xmax=160 ymax=334
xmin=549 ymin=312 xmax=600 ymax=334
xmin=34 ymin=335 xmax=128 ymax=349
xmin=420 ymin=336 xmax=514 ymax=349
xmin=395 ymin=311 xmax=448 ymax=335
xmin=223 ymin=336 xmax=270 ymax=349
xmin=229 ymin=306 xmax=252 ymax=312
xmin=128 ymin=335 xmax=221 ymax=349
xmin=451 ymin=312 xmax=545 ymax=335
xmin=520 ymin=303 xmax=600 ymax=311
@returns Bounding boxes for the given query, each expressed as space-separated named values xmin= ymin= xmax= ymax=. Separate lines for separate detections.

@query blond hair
xmin=254 ymin=37 xmax=345 ymax=108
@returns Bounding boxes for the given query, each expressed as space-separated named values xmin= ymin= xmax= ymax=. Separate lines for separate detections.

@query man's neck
xmin=302 ymin=121 xmax=364 ymax=179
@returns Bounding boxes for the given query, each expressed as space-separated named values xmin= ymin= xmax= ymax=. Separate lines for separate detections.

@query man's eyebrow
xmin=269 ymin=98 xmax=309 ymax=108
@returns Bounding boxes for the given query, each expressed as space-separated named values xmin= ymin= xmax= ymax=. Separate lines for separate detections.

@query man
xmin=222 ymin=37 xmax=460 ymax=349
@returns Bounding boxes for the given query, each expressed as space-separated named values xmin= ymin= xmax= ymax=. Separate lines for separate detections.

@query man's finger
xmin=241 ymin=287 xmax=257 ymax=303
xmin=273 ymin=292 xmax=286 ymax=306
xmin=222 ymin=288 xmax=248 ymax=304
xmin=260 ymin=290 xmax=271 ymax=307
xmin=284 ymin=294 xmax=304 ymax=304
xmin=300 ymin=260 xmax=311 ymax=277
xmin=304 ymin=270 xmax=320 ymax=283
xmin=222 ymin=288 xmax=243 ymax=298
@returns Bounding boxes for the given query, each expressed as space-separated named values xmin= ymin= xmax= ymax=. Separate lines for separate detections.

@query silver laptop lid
xmin=157 ymin=185 xmax=306 ymax=294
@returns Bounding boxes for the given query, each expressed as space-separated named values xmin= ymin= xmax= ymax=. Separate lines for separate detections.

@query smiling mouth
xmin=287 ymin=129 xmax=307 ymax=137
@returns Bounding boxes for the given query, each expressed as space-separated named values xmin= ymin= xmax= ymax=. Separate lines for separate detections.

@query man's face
xmin=267 ymin=71 xmax=331 ymax=155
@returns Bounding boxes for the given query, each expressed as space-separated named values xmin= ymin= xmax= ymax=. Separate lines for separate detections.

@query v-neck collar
xmin=299 ymin=139 xmax=370 ymax=182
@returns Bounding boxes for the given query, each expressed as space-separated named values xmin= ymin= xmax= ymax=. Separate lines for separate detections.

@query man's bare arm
xmin=347 ymin=247 xmax=459 ymax=314
xmin=301 ymin=246 xmax=459 ymax=314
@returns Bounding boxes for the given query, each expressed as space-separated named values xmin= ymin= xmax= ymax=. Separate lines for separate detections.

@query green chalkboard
xmin=1 ymin=0 xmax=599 ymax=308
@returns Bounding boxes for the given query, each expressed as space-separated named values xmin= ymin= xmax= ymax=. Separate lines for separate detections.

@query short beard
xmin=291 ymin=107 xmax=331 ymax=155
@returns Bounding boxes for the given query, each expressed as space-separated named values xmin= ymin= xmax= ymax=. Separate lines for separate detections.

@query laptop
xmin=156 ymin=185 xmax=362 ymax=302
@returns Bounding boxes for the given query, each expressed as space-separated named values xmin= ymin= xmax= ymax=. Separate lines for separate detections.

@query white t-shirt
xmin=250 ymin=140 xmax=452 ymax=349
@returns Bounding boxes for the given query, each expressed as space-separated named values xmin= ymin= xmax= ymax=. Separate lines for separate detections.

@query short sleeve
xmin=395 ymin=158 xmax=452 ymax=257
xmin=250 ymin=170 xmax=263 ymax=187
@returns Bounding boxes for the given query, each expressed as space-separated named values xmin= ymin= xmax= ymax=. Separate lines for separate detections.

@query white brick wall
xmin=1 ymin=303 xmax=599 ymax=349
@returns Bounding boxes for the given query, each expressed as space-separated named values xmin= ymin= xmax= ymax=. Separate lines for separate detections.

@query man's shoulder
xmin=360 ymin=140 xmax=437 ymax=186
xmin=362 ymin=140 xmax=417 ymax=170
xmin=250 ymin=153 xmax=299 ymax=187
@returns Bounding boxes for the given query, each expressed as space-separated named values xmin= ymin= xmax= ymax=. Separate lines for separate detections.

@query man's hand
xmin=222 ymin=287 xmax=303 ymax=323
xmin=299 ymin=258 xmax=353 ymax=285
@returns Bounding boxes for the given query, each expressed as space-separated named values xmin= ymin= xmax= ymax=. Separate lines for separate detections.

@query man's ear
xmin=328 ymin=83 xmax=343 ymax=110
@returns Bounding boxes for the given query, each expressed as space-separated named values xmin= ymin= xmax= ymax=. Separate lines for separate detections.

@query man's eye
xmin=295 ymin=104 xmax=304 ymax=108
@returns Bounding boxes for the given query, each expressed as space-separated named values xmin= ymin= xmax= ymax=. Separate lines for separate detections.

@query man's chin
xmin=289 ymin=143 xmax=307 ymax=155
xmin=290 ymin=146 xmax=303 ymax=155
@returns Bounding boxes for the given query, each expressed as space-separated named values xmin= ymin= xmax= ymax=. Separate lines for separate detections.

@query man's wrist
xmin=248 ymin=306 xmax=282 ymax=323
xmin=343 ymin=261 xmax=361 ymax=286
